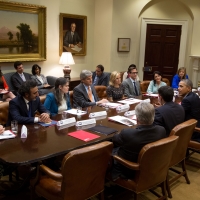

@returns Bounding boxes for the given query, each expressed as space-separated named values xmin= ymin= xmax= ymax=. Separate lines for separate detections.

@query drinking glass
xmin=11 ymin=120 xmax=18 ymax=134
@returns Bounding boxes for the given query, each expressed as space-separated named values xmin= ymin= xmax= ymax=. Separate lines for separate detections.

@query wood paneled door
xmin=143 ymin=24 xmax=181 ymax=84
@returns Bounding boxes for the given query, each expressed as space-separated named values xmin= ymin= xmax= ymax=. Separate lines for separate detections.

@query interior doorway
xmin=143 ymin=24 xmax=181 ymax=83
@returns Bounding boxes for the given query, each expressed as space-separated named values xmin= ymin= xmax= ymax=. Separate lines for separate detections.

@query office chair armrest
xmin=195 ymin=127 xmax=200 ymax=133
xmin=113 ymin=155 xmax=140 ymax=170
xmin=40 ymin=164 xmax=63 ymax=181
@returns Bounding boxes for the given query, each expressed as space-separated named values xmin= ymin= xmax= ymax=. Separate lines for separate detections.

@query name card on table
xmin=57 ymin=122 xmax=76 ymax=130
xmin=116 ymin=104 xmax=130 ymax=111
xmin=124 ymin=110 xmax=135 ymax=116
xmin=76 ymin=118 xmax=96 ymax=127
xmin=57 ymin=117 xmax=76 ymax=127
xmin=89 ymin=111 xmax=107 ymax=118
xmin=21 ymin=125 xmax=27 ymax=138
xmin=76 ymin=123 xmax=96 ymax=130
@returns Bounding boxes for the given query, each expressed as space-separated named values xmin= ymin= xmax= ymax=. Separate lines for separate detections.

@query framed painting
xmin=0 ymin=1 xmax=46 ymax=62
xmin=117 ymin=38 xmax=130 ymax=52
xmin=59 ymin=13 xmax=87 ymax=56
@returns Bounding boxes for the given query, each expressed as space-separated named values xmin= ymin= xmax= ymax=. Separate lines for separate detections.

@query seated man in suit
xmin=112 ymin=101 xmax=166 ymax=180
xmin=122 ymin=65 xmax=141 ymax=98
xmin=7 ymin=79 xmax=51 ymax=125
xmin=73 ymin=70 xmax=108 ymax=108
xmin=11 ymin=61 xmax=32 ymax=91
xmin=178 ymin=79 xmax=200 ymax=142
xmin=92 ymin=64 xmax=109 ymax=86
xmin=153 ymin=86 xmax=185 ymax=136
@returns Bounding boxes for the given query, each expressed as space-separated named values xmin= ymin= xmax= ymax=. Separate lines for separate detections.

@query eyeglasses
xmin=130 ymin=72 xmax=138 ymax=74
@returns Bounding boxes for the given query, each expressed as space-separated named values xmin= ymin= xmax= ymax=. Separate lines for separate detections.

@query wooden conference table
xmin=0 ymin=95 xmax=183 ymax=166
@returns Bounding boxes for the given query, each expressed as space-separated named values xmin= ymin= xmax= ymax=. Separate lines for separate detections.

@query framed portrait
xmin=117 ymin=38 xmax=130 ymax=52
xmin=0 ymin=1 xmax=46 ymax=62
xmin=59 ymin=13 xmax=87 ymax=56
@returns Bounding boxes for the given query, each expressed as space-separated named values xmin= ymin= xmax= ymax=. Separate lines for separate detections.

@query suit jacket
xmin=181 ymin=92 xmax=200 ymax=127
xmin=44 ymin=92 xmax=71 ymax=116
xmin=112 ymin=124 xmax=166 ymax=179
xmin=73 ymin=83 xmax=99 ymax=108
xmin=92 ymin=72 xmax=109 ymax=86
xmin=7 ymin=95 xmax=48 ymax=125
xmin=63 ymin=31 xmax=81 ymax=47
xmin=122 ymin=78 xmax=141 ymax=98
xmin=31 ymin=74 xmax=52 ymax=95
xmin=11 ymin=72 xmax=31 ymax=90
xmin=154 ymin=101 xmax=185 ymax=136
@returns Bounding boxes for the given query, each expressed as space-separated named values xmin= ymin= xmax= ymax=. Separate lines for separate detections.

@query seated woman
xmin=44 ymin=77 xmax=71 ymax=116
xmin=31 ymin=64 xmax=53 ymax=95
xmin=106 ymin=71 xmax=125 ymax=101
xmin=172 ymin=67 xmax=189 ymax=89
xmin=147 ymin=71 xmax=166 ymax=94
xmin=0 ymin=68 xmax=15 ymax=102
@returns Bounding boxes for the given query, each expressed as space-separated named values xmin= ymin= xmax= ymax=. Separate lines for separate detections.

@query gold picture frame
xmin=117 ymin=38 xmax=130 ymax=52
xmin=0 ymin=1 xmax=46 ymax=62
xmin=59 ymin=13 xmax=87 ymax=56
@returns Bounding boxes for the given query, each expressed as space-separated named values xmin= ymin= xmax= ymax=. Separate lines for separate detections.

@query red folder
xmin=68 ymin=130 xmax=100 ymax=142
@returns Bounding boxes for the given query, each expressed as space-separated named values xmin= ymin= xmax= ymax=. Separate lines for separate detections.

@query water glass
xmin=77 ymin=107 xmax=82 ymax=115
xmin=11 ymin=120 xmax=18 ymax=134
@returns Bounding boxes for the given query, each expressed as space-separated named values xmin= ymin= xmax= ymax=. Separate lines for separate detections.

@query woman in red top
xmin=0 ymin=68 xmax=15 ymax=102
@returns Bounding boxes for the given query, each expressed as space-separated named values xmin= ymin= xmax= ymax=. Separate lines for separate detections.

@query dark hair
xmin=158 ymin=86 xmax=174 ymax=102
xmin=14 ymin=61 xmax=22 ymax=69
xmin=18 ymin=79 xmax=37 ymax=96
xmin=96 ymin=64 xmax=104 ymax=72
xmin=128 ymin=64 xmax=137 ymax=74
xmin=153 ymin=71 xmax=163 ymax=85
xmin=32 ymin=64 xmax=41 ymax=75
xmin=53 ymin=77 xmax=69 ymax=106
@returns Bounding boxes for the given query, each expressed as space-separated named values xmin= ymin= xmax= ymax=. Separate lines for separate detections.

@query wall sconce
xmin=59 ymin=52 xmax=75 ymax=80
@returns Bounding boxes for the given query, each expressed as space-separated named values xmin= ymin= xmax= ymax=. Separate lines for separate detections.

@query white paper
xmin=145 ymin=93 xmax=158 ymax=97
xmin=21 ymin=125 xmax=27 ymax=138
xmin=116 ymin=104 xmax=130 ymax=111
xmin=65 ymin=109 xmax=87 ymax=116
xmin=103 ymin=102 xmax=122 ymax=108
xmin=143 ymin=98 xmax=150 ymax=103
xmin=109 ymin=115 xmax=137 ymax=126
xmin=0 ymin=130 xmax=16 ymax=140
xmin=124 ymin=110 xmax=135 ymax=116
xmin=89 ymin=111 xmax=107 ymax=118
xmin=57 ymin=117 xmax=76 ymax=126
xmin=118 ymin=98 xmax=142 ymax=104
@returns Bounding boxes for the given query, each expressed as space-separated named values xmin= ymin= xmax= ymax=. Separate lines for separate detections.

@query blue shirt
xmin=83 ymin=84 xmax=95 ymax=102
xmin=172 ymin=74 xmax=189 ymax=89
xmin=147 ymin=80 xmax=167 ymax=94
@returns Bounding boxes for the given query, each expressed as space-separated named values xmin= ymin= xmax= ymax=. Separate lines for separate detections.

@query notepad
xmin=68 ymin=130 xmax=100 ymax=141
xmin=0 ymin=130 xmax=16 ymax=140
xmin=88 ymin=125 xmax=118 ymax=135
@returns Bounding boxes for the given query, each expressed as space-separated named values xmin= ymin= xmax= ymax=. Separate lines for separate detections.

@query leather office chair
xmin=94 ymin=85 xmax=107 ymax=99
xmin=69 ymin=90 xmax=73 ymax=107
xmin=107 ymin=136 xmax=179 ymax=200
xmin=167 ymin=119 xmax=197 ymax=198
xmin=30 ymin=141 xmax=113 ymax=200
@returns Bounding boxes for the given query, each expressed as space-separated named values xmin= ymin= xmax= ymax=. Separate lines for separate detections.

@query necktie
xmin=93 ymin=76 xmax=98 ymax=85
xmin=28 ymin=102 xmax=32 ymax=117
xmin=88 ymin=86 xmax=93 ymax=102
xmin=20 ymin=73 xmax=26 ymax=82
xmin=133 ymin=81 xmax=139 ymax=96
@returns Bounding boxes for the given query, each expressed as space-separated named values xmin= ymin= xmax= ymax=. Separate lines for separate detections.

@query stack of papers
xmin=108 ymin=115 xmax=137 ymax=126
xmin=118 ymin=98 xmax=142 ymax=105
xmin=0 ymin=130 xmax=16 ymax=140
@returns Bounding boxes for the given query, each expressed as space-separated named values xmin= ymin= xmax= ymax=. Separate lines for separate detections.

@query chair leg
xmin=181 ymin=160 xmax=190 ymax=184
xmin=166 ymin=174 xmax=172 ymax=199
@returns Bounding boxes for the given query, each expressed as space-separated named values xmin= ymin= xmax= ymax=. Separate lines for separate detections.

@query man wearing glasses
xmin=122 ymin=66 xmax=141 ymax=98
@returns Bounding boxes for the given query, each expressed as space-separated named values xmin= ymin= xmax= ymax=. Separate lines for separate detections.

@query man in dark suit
xmin=122 ymin=65 xmax=141 ymax=97
xmin=178 ymin=79 xmax=200 ymax=142
xmin=7 ymin=79 xmax=50 ymax=125
xmin=112 ymin=102 xmax=166 ymax=180
xmin=153 ymin=86 xmax=185 ymax=136
xmin=92 ymin=64 xmax=109 ymax=86
xmin=63 ymin=23 xmax=81 ymax=48
xmin=73 ymin=70 xmax=108 ymax=108
xmin=11 ymin=61 xmax=32 ymax=91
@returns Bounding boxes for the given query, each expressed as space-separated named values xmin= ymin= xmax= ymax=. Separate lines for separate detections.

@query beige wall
xmin=1 ymin=0 xmax=200 ymax=82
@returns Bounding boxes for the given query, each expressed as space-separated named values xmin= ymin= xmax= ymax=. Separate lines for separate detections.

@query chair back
xmin=135 ymin=136 xmax=179 ymax=192
xmin=169 ymin=119 xmax=197 ymax=166
xmin=94 ymin=85 xmax=107 ymax=99
xmin=69 ymin=90 xmax=73 ymax=107
xmin=162 ymin=77 xmax=170 ymax=86
xmin=140 ymin=81 xmax=150 ymax=93
xmin=46 ymin=76 xmax=57 ymax=86
xmin=61 ymin=141 xmax=113 ymax=200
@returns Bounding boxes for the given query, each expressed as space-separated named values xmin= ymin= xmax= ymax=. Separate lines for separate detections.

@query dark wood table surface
xmin=0 ymin=94 xmax=183 ymax=166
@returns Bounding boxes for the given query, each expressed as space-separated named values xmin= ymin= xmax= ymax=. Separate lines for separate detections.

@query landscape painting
xmin=0 ymin=1 xmax=46 ymax=62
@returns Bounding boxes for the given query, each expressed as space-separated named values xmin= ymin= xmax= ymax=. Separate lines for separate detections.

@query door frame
xmin=139 ymin=18 xmax=188 ymax=79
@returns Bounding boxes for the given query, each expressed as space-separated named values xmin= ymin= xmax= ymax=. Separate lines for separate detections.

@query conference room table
xmin=0 ymin=94 xmax=183 ymax=167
